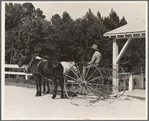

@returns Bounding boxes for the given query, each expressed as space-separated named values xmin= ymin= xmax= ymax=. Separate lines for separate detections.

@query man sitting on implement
xmin=82 ymin=44 xmax=102 ymax=80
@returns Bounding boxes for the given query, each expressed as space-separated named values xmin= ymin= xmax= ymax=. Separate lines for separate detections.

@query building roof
xmin=103 ymin=19 xmax=146 ymax=38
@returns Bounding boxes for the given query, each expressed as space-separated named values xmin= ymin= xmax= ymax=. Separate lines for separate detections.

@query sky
xmin=7 ymin=1 xmax=147 ymax=23
xmin=31 ymin=1 xmax=147 ymax=24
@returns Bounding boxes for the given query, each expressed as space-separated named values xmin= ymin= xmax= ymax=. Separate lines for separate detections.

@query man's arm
xmin=88 ymin=54 xmax=96 ymax=65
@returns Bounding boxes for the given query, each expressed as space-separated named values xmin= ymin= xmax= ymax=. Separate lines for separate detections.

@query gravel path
xmin=3 ymin=86 xmax=147 ymax=120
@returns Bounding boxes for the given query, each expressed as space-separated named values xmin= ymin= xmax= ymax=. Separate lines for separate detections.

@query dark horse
xmin=18 ymin=55 xmax=64 ymax=99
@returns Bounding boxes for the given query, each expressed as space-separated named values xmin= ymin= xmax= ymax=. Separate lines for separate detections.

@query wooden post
xmin=113 ymin=38 xmax=119 ymax=94
xmin=116 ymin=38 xmax=132 ymax=64
xmin=129 ymin=74 xmax=133 ymax=91
xmin=140 ymin=66 xmax=144 ymax=89
xmin=25 ymin=74 xmax=28 ymax=80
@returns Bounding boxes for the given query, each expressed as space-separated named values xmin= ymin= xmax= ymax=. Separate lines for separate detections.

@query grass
xmin=5 ymin=78 xmax=36 ymax=89
xmin=5 ymin=78 xmax=63 ymax=94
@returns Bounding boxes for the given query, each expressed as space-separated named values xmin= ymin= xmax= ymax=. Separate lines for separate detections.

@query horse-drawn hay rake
xmin=18 ymin=54 xmax=128 ymax=106
xmin=64 ymin=62 xmax=128 ymax=106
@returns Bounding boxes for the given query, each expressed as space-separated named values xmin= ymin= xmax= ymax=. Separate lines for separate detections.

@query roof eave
xmin=104 ymin=31 xmax=146 ymax=39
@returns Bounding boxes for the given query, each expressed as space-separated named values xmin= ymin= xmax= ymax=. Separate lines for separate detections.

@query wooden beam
xmin=104 ymin=32 xmax=145 ymax=37
xmin=5 ymin=71 xmax=32 ymax=76
xmin=116 ymin=38 xmax=132 ymax=64
xmin=113 ymin=38 xmax=118 ymax=64
xmin=116 ymin=35 xmax=145 ymax=39
xmin=113 ymin=38 xmax=119 ymax=94
xmin=5 ymin=64 xmax=22 ymax=68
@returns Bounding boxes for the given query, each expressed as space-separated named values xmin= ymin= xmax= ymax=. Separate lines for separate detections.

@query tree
xmin=102 ymin=8 xmax=127 ymax=32
xmin=22 ymin=3 xmax=35 ymax=17
xmin=118 ymin=38 xmax=145 ymax=72
xmin=5 ymin=2 xmax=49 ymax=63
xmin=62 ymin=11 xmax=72 ymax=23
xmin=51 ymin=14 xmax=62 ymax=26
xmin=33 ymin=8 xmax=46 ymax=18
xmin=5 ymin=3 xmax=144 ymax=72
xmin=119 ymin=16 xmax=127 ymax=26
xmin=97 ymin=11 xmax=101 ymax=19
xmin=5 ymin=3 xmax=22 ymax=30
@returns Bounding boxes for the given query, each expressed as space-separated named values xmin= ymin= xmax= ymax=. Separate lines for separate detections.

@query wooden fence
xmin=5 ymin=64 xmax=145 ymax=91
xmin=5 ymin=64 xmax=32 ymax=80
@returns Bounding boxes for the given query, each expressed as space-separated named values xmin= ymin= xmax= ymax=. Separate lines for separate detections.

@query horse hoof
xmin=52 ymin=96 xmax=56 ymax=99
xmin=60 ymin=96 xmax=63 ymax=99
xmin=35 ymin=94 xmax=39 ymax=97
xmin=43 ymin=91 xmax=46 ymax=94
xmin=35 ymin=93 xmax=41 ymax=97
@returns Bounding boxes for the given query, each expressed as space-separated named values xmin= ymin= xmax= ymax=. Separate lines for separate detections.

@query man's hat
xmin=91 ymin=44 xmax=99 ymax=50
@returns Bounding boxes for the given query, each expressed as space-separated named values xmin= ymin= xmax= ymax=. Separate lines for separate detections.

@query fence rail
xmin=5 ymin=64 xmax=32 ymax=80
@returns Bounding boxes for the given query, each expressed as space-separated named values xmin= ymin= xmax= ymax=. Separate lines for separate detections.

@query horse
xmin=18 ymin=55 xmax=64 ymax=99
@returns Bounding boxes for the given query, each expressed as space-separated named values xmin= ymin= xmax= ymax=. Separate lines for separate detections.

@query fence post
xmin=25 ymin=74 xmax=28 ymax=80
xmin=129 ymin=74 xmax=133 ymax=91
xmin=5 ymin=64 xmax=32 ymax=80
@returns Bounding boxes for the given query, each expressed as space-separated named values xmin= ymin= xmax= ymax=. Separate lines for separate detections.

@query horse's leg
xmin=39 ymin=76 xmax=42 ymax=96
xmin=34 ymin=76 xmax=41 ymax=96
xmin=34 ymin=76 xmax=38 ymax=96
xmin=52 ymin=79 xmax=58 ymax=99
xmin=60 ymin=84 xmax=64 ymax=99
xmin=59 ymin=78 xmax=64 ymax=99
xmin=46 ymin=80 xmax=50 ymax=94
xmin=35 ymin=80 xmax=39 ymax=96
xmin=42 ymin=77 xmax=46 ymax=94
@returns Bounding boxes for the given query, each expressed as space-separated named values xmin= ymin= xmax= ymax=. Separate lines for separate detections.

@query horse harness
xmin=26 ymin=58 xmax=61 ymax=84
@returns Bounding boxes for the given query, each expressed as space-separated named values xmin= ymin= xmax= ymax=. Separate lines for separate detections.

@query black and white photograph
xmin=2 ymin=1 xmax=148 ymax=120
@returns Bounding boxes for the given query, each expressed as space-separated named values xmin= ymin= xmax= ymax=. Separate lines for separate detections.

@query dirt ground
xmin=3 ymin=85 xmax=147 ymax=120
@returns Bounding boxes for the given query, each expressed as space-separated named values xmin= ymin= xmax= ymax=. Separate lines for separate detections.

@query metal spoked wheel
xmin=64 ymin=62 xmax=104 ymax=106
xmin=100 ymin=64 xmax=129 ymax=99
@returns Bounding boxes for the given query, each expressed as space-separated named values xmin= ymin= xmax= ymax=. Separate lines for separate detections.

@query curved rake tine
xmin=68 ymin=85 xmax=79 ymax=92
xmin=79 ymin=86 xmax=82 ymax=94
xmin=86 ymin=68 xmax=98 ymax=82
xmin=86 ymin=86 xmax=100 ymax=106
xmin=83 ymin=86 xmax=85 ymax=99
xmin=88 ymin=85 xmax=102 ymax=95
xmin=70 ymin=86 xmax=81 ymax=98
xmin=84 ymin=86 xmax=90 ymax=100
xmin=84 ymin=86 xmax=95 ymax=106
xmin=86 ymin=86 xmax=98 ymax=100
xmin=108 ymin=66 xmax=112 ymax=78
